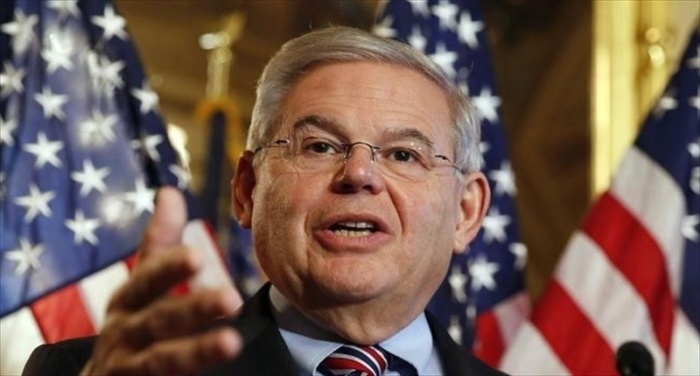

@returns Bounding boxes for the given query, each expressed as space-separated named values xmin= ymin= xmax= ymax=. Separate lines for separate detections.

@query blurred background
xmin=115 ymin=0 xmax=698 ymax=300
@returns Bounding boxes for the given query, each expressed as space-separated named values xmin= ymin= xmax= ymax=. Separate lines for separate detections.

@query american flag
xmin=0 ymin=1 xmax=237 ymax=374
xmin=374 ymin=0 xmax=529 ymax=367
xmin=500 ymin=29 xmax=700 ymax=375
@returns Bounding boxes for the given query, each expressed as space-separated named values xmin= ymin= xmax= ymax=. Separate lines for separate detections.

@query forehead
xmin=278 ymin=61 xmax=452 ymax=141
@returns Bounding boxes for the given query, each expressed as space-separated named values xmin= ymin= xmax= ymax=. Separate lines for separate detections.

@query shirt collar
xmin=269 ymin=285 xmax=438 ymax=375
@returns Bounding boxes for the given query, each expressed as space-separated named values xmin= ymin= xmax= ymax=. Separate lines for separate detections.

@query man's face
xmin=235 ymin=61 xmax=486 ymax=328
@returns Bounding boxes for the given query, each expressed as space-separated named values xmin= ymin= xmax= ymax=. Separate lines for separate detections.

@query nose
xmin=331 ymin=142 xmax=385 ymax=194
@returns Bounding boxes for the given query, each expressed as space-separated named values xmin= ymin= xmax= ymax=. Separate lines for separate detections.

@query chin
xmin=313 ymin=273 xmax=392 ymax=304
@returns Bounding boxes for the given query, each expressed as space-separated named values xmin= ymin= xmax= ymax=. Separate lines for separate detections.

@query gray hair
xmin=247 ymin=26 xmax=482 ymax=173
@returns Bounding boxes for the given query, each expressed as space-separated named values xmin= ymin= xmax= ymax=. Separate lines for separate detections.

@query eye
xmin=385 ymin=147 xmax=423 ymax=164
xmin=302 ymin=138 xmax=341 ymax=155
xmin=391 ymin=149 xmax=414 ymax=162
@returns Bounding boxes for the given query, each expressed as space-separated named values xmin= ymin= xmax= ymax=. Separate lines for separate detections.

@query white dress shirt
xmin=269 ymin=286 xmax=443 ymax=376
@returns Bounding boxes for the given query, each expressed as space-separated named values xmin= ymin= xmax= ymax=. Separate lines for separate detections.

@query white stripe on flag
xmin=611 ymin=147 xmax=686 ymax=296
xmin=0 ymin=307 xmax=45 ymax=376
xmin=183 ymin=220 xmax=243 ymax=306
xmin=668 ymin=308 xmax=700 ymax=375
xmin=493 ymin=291 xmax=530 ymax=344
xmin=499 ymin=321 xmax=570 ymax=375
xmin=556 ymin=232 xmax=665 ymax=374
xmin=78 ymin=261 xmax=130 ymax=330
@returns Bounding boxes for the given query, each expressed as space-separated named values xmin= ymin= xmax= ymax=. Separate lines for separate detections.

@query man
xmin=23 ymin=26 xmax=500 ymax=376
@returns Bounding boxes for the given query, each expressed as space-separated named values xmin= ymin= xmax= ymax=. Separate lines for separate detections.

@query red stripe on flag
xmin=583 ymin=193 xmax=674 ymax=354
xmin=474 ymin=310 xmax=505 ymax=367
xmin=124 ymin=253 xmax=138 ymax=271
xmin=532 ymin=281 xmax=617 ymax=375
xmin=123 ymin=249 xmax=189 ymax=296
xmin=30 ymin=284 xmax=95 ymax=343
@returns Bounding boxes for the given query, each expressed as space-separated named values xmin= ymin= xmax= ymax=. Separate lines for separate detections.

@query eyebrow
xmin=290 ymin=114 xmax=436 ymax=148
xmin=382 ymin=128 xmax=435 ymax=149
xmin=291 ymin=115 xmax=340 ymax=133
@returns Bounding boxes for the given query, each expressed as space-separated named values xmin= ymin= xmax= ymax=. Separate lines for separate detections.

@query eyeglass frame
xmin=251 ymin=137 xmax=464 ymax=181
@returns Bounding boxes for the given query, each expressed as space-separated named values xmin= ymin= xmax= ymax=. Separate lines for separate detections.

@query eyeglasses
xmin=252 ymin=134 xmax=461 ymax=182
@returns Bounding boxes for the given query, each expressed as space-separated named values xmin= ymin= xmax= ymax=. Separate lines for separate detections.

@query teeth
xmin=336 ymin=221 xmax=374 ymax=229
xmin=330 ymin=221 xmax=377 ymax=236
xmin=333 ymin=229 xmax=373 ymax=237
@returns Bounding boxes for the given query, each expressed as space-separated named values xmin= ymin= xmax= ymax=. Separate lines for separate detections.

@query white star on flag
xmin=0 ymin=116 xmax=18 ymax=146
xmin=90 ymin=5 xmax=127 ymax=41
xmin=457 ymin=11 xmax=484 ymax=49
xmin=689 ymin=138 xmax=700 ymax=158
xmin=482 ymin=207 xmax=511 ymax=244
xmin=79 ymin=110 xmax=118 ymax=146
xmin=141 ymin=133 xmax=164 ymax=162
xmin=449 ymin=266 xmax=468 ymax=303
xmin=47 ymin=0 xmax=80 ymax=17
xmin=691 ymin=166 xmax=699 ymax=195
xmin=131 ymin=83 xmax=159 ymax=114
xmin=1 ymin=62 xmax=26 ymax=98
xmin=690 ymin=90 xmax=700 ymax=110
xmin=408 ymin=26 xmax=427 ymax=52
xmin=169 ymin=164 xmax=192 ymax=190
xmin=472 ymin=86 xmax=501 ymax=123
xmin=5 ymin=238 xmax=44 ymax=276
xmin=489 ymin=161 xmax=516 ymax=196
xmin=0 ymin=171 xmax=5 ymax=201
xmin=373 ymin=15 xmax=396 ymax=39
xmin=13 ymin=183 xmax=56 ymax=222
xmin=1 ymin=9 xmax=38 ymax=54
xmin=469 ymin=255 xmax=500 ymax=291
xmin=448 ymin=315 xmax=463 ymax=344
xmin=87 ymin=52 xmax=125 ymax=94
xmin=409 ymin=0 xmax=430 ymax=17
xmin=65 ymin=210 xmax=101 ymax=245
xmin=682 ymin=214 xmax=699 ymax=242
xmin=432 ymin=0 xmax=459 ymax=30
xmin=688 ymin=46 xmax=700 ymax=70
xmin=34 ymin=86 xmax=69 ymax=120
xmin=509 ymin=242 xmax=527 ymax=270
xmin=23 ymin=131 xmax=64 ymax=168
xmin=71 ymin=160 xmax=110 ymax=196
xmin=41 ymin=29 xmax=75 ymax=73
xmin=123 ymin=179 xmax=155 ymax=215
xmin=653 ymin=91 xmax=678 ymax=117
xmin=429 ymin=42 xmax=458 ymax=78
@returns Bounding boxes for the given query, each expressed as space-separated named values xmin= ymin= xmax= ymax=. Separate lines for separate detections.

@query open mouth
xmin=329 ymin=221 xmax=377 ymax=237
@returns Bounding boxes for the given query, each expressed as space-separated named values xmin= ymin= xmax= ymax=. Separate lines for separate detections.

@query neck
xmin=287 ymin=287 xmax=431 ymax=345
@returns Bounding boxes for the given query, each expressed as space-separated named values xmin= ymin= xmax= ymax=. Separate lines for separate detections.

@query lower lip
xmin=314 ymin=228 xmax=390 ymax=253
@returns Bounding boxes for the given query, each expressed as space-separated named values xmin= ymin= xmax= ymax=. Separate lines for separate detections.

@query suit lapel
xmin=199 ymin=284 xmax=299 ymax=376
xmin=426 ymin=311 xmax=507 ymax=376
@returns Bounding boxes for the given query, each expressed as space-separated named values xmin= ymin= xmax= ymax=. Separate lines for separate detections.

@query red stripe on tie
xmin=321 ymin=345 xmax=388 ymax=376
xmin=31 ymin=284 xmax=95 ymax=343
xmin=532 ymin=281 xmax=617 ymax=376
xmin=582 ymin=192 xmax=674 ymax=355
xmin=364 ymin=346 xmax=387 ymax=371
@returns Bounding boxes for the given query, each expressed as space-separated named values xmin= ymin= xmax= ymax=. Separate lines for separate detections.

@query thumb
xmin=138 ymin=186 xmax=188 ymax=258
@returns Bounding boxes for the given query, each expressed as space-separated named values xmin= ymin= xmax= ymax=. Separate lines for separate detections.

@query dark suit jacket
xmin=23 ymin=284 xmax=505 ymax=375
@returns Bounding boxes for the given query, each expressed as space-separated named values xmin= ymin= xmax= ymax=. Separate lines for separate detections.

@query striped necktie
xmin=318 ymin=345 xmax=388 ymax=376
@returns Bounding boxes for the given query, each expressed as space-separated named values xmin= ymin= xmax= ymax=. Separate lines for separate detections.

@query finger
xmin=109 ymin=247 xmax=201 ymax=311
xmin=138 ymin=328 xmax=242 ymax=376
xmin=126 ymin=288 xmax=240 ymax=344
xmin=139 ymin=186 xmax=188 ymax=258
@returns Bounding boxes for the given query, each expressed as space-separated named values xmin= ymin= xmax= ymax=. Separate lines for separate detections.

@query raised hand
xmin=81 ymin=187 xmax=242 ymax=375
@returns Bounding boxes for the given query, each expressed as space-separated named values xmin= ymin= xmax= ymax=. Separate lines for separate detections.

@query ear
xmin=232 ymin=151 xmax=256 ymax=229
xmin=453 ymin=171 xmax=490 ymax=254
